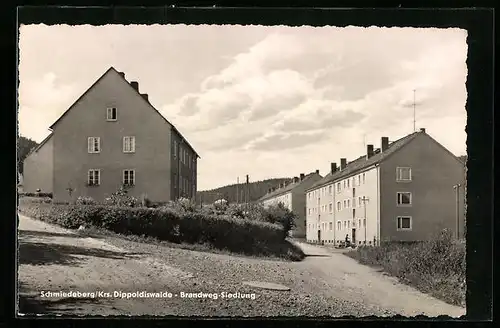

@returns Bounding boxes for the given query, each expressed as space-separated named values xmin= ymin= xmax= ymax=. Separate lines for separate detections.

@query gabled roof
xmin=25 ymin=133 xmax=53 ymax=158
xmin=306 ymin=130 xmax=422 ymax=192
xmin=259 ymin=172 xmax=322 ymax=202
xmin=47 ymin=66 xmax=200 ymax=158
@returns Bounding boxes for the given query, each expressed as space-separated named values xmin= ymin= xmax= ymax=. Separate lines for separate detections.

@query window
xmin=362 ymin=173 xmax=366 ymax=184
xmin=106 ymin=107 xmax=117 ymax=121
xmin=343 ymin=181 xmax=346 ymax=188
xmin=352 ymin=209 xmax=356 ymax=219
xmin=174 ymin=173 xmax=177 ymax=189
xmin=358 ymin=175 xmax=361 ymax=186
xmin=343 ymin=200 xmax=347 ymax=208
xmin=347 ymin=199 xmax=350 ymax=208
xmin=123 ymin=136 xmax=136 ymax=153
xmin=353 ymin=188 xmax=356 ymax=197
xmin=348 ymin=221 xmax=351 ymax=228
xmin=358 ymin=196 xmax=362 ymax=206
xmin=397 ymin=192 xmax=412 ymax=206
xmin=337 ymin=201 xmax=341 ymax=211
xmin=337 ymin=183 xmax=341 ymax=192
xmin=173 ymin=141 xmax=177 ymax=158
xmin=363 ymin=218 xmax=366 ymax=227
xmin=337 ymin=221 xmax=341 ymax=230
xmin=329 ymin=185 xmax=332 ymax=195
xmin=329 ymin=222 xmax=333 ymax=231
xmin=347 ymin=179 xmax=350 ymax=188
xmin=87 ymin=169 xmax=100 ymax=186
xmin=329 ymin=203 xmax=333 ymax=212
xmin=87 ymin=137 xmax=100 ymax=153
xmin=344 ymin=221 xmax=347 ymax=229
xmin=308 ymin=208 xmax=311 ymax=215
xmin=397 ymin=216 xmax=412 ymax=230
xmin=358 ymin=219 xmax=361 ymax=227
xmin=123 ymin=169 xmax=135 ymax=186
xmin=184 ymin=150 xmax=188 ymax=164
xmin=396 ymin=167 xmax=412 ymax=181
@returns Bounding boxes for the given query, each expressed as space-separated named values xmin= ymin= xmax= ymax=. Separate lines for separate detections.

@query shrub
xmin=18 ymin=192 xmax=53 ymax=198
xmin=346 ymin=229 xmax=466 ymax=306
xmin=75 ymin=196 xmax=97 ymax=205
xmin=103 ymin=186 xmax=139 ymax=207
xmin=18 ymin=201 xmax=287 ymax=255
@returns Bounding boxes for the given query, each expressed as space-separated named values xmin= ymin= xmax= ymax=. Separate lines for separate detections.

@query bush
xmin=19 ymin=192 xmax=53 ymax=198
xmin=75 ymin=196 xmax=97 ymax=205
xmin=18 ymin=201 xmax=287 ymax=256
xmin=346 ymin=229 xmax=466 ymax=306
xmin=235 ymin=203 xmax=297 ymax=238
xmin=103 ymin=186 xmax=139 ymax=207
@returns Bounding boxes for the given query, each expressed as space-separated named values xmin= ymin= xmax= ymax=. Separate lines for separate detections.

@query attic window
xmin=107 ymin=107 xmax=117 ymax=121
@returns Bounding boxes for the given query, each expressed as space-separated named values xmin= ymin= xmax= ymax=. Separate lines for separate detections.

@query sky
xmin=18 ymin=24 xmax=468 ymax=191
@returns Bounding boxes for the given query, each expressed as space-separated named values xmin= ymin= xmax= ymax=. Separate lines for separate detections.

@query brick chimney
xmin=130 ymin=81 xmax=139 ymax=91
xmin=300 ymin=173 xmax=305 ymax=181
xmin=340 ymin=158 xmax=347 ymax=170
xmin=331 ymin=162 xmax=337 ymax=174
xmin=381 ymin=137 xmax=389 ymax=152
xmin=315 ymin=169 xmax=319 ymax=174
xmin=420 ymin=128 xmax=426 ymax=133
xmin=118 ymin=72 xmax=125 ymax=79
xmin=294 ymin=176 xmax=299 ymax=183
xmin=141 ymin=93 xmax=149 ymax=101
xmin=366 ymin=144 xmax=374 ymax=159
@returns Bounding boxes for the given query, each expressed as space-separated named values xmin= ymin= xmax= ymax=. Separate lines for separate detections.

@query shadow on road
xmin=18 ymin=240 xmax=144 ymax=266
xmin=19 ymin=229 xmax=85 ymax=240
xmin=18 ymin=294 xmax=104 ymax=316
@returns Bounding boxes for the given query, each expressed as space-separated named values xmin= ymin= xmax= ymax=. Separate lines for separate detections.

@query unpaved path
xmin=17 ymin=214 xmax=465 ymax=317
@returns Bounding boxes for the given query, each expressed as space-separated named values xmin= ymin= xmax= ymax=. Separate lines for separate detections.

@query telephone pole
xmin=236 ymin=177 xmax=239 ymax=204
xmin=453 ymin=184 xmax=462 ymax=239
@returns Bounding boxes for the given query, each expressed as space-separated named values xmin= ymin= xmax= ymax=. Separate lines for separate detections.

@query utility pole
xmin=361 ymin=196 xmax=369 ymax=244
xmin=236 ymin=177 xmax=239 ymax=204
xmin=413 ymin=89 xmax=417 ymax=132
xmin=246 ymin=174 xmax=249 ymax=210
xmin=453 ymin=184 xmax=462 ymax=239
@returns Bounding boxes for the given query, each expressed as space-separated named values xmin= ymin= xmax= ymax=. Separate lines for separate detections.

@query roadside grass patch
xmin=18 ymin=200 xmax=305 ymax=261
xmin=345 ymin=230 xmax=466 ymax=307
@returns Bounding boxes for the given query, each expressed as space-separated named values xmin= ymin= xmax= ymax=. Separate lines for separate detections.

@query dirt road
xmin=17 ymin=214 xmax=465 ymax=317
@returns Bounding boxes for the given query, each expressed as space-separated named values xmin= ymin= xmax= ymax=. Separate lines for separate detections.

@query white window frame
xmin=396 ymin=167 xmax=412 ymax=182
xmin=329 ymin=185 xmax=332 ymax=195
xmin=87 ymin=137 xmax=101 ymax=153
xmin=397 ymin=192 xmax=412 ymax=206
xmin=362 ymin=173 xmax=366 ymax=184
xmin=397 ymin=216 xmax=412 ymax=230
xmin=123 ymin=136 xmax=136 ymax=153
xmin=123 ymin=169 xmax=136 ymax=186
xmin=106 ymin=107 xmax=117 ymax=121
xmin=337 ymin=201 xmax=341 ymax=211
xmin=87 ymin=169 xmax=100 ymax=186
xmin=337 ymin=221 xmax=341 ymax=230
xmin=329 ymin=222 xmax=333 ymax=231
xmin=329 ymin=203 xmax=333 ymax=212
xmin=337 ymin=183 xmax=341 ymax=193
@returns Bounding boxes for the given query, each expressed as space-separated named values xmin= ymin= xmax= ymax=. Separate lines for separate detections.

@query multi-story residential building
xmin=259 ymin=171 xmax=323 ymax=238
xmin=305 ymin=128 xmax=466 ymax=246
xmin=23 ymin=67 xmax=199 ymax=203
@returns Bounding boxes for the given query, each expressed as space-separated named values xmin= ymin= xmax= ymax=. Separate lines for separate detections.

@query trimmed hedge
xmin=19 ymin=192 xmax=53 ymax=198
xmin=19 ymin=202 xmax=286 ymax=255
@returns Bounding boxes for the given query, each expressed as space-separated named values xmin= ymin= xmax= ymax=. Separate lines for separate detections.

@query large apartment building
xmin=305 ymin=128 xmax=466 ymax=245
xmin=23 ymin=67 xmax=199 ymax=203
xmin=259 ymin=171 xmax=323 ymax=238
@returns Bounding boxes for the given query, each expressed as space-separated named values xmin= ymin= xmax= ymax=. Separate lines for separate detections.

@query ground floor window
xmin=87 ymin=169 xmax=100 ymax=186
xmin=397 ymin=216 xmax=412 ymax=230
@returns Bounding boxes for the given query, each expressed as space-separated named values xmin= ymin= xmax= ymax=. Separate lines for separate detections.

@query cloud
xmin=248 ymin=131 xmax=328 ymax=151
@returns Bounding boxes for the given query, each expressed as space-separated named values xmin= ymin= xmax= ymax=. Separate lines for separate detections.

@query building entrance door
xmin=352 ymin=228 xmax=356 ymax=245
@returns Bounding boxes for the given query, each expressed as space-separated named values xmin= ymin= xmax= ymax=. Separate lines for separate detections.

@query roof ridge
xmin=306 ymin=131 xmax=421 ymax=191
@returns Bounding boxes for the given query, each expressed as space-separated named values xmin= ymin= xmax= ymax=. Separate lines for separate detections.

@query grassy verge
xmin=18 ymin=199 xmax=305 ymax=262
xmin=345 ymin=232 xmax=466 ymax=307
